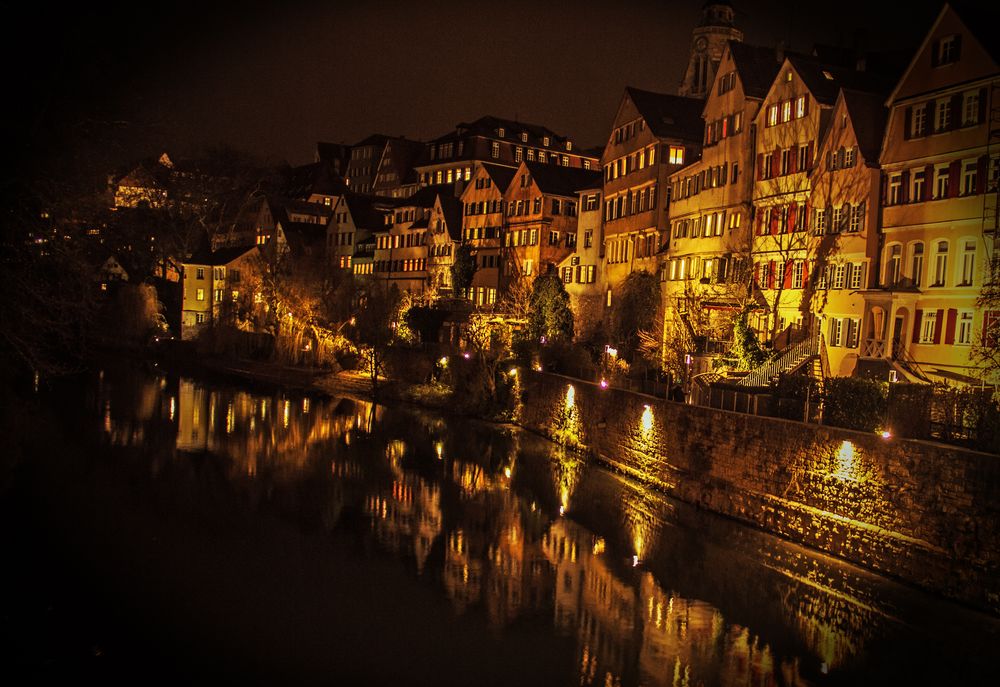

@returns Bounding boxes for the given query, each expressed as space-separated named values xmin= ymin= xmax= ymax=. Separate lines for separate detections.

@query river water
xmin=3 ymin=361 xmax=999 ymax=686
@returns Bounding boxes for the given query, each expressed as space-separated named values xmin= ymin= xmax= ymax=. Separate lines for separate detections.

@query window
xmin=497 ymin=127 xmax=505 ymax=138
xmin=849 ymin=262 xmax=864 ymax=290
xmin=845 ymin=147 xmax=856 ymax=167
xmin=780 ymin=149 xmax=790 ymax=175
xmin=911 ymin=243 xmax=924 ymax=286
xmin=792 ymin=261 xmax=804 ymax=289
xmin=912 ymin=169 xmax=926 ymax=201
xmin=887 ymin=244 xmax=902 ymax=285
xmin=491 ymin=142 xmax=500 ymax=158
xmin=935 ymin=165 xmax=949 ymax=198
xmin=731 ymin=161 xmax=739 ymax=183
xmin=551 ymin=199 xmax=561 ymax=215
xmin=542 ymin=136 xmax=550 ymax=147
xmin=829 ymin=318 xmax=843 ymax=347
xmin=668 ymin=146 xmax=685 ymax=165
xmin=795 ymin=96 xmax=806 ymax=118
xmin=963 ymin=91 xmax=980 ymax=125
xmin=831 ymin=206 xmax=843 ymax=232
xmin=584 ymin=230 xmax=593 ymax=248
xmin=797 ymin=145 xmax=809 ymax=171
xmin=959 ymin=240 xmax=976 ymax=285
xmin=962 ymin=161 xmax=978 ymax=195
xmin=888 ymin=174 xmax=903 ymax=205
xmin=911 ymin=104 xmax=927 ymax=137
xmin=195 ymin=313 xmax=206 ymax=324
xmin=523 ymin=259 xmax=533 ymax=276
xmin=849 ymin=202 xmax=864 ymax=232
xmin=196 ymin=267 xmax=205 ymax=279
xmin=933 ymin=240 xmax=948 ymax=286
xmin=562 ymin=266 xmax=573 ymax=284
xmin=814 ymin=207 xmax=826 ymax=233
xmin=763 ymin=154 xmax=773 ymax=179
xmin=767 ymin=104 xmax=778 ymax=127
xmin=920 ymin=310 xmax=938 ymax=344
xmin=833 ymin=263 xmax=846 ymax=289
xmin=957 ymin=310 xmax=974 ymax=345
xmin=514 ymin=147 xmax=523 ymax=162
xmin=781 ymin=100 xmax=792 ymax=122
xmin=548 ymin=230 xmax=560 ymax=245
xmin=935 ymin=98 xmax=951 ymax=132
xmin=526 ymin=148 xmax=535 ymax=161
xmin=196 ymin=288 xmax=205 ymax=301
xmin=934 ymin=34 xmax=960 ymax=66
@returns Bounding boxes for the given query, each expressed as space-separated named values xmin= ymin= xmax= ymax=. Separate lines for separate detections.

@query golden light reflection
xmin=168 ymin=396 xmax=176 ymax=421
xmin=835 ymin=440 xmax=855 ymax=481
xmin=641 ymin=404 xmax=653 ymax=435
xmin=435 ymin=441 xmax=443 ymax=460
xmin=282 ymin=399 xmax=290 ymax=428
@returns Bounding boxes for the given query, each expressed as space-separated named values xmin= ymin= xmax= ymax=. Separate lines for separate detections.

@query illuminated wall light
xmin=463 ymin=352 xmax=471 ymax=359
xmin=504 ymin=466 xmax=511 ymax=478
xmin=641 ymin=404 xmax=654 ymax=434
xmin=438 ymin=356 xmax=448 ymax=367
xmin=879 ymin=430 xmax=891 ymax=440
xmin=508 ymin=367 xmax=517 ymax=377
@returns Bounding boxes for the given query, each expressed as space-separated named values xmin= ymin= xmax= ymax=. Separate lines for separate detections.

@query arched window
xmin=932 ymin=240 xmax=948 ymax=286
xmin=910 ymin=242 xmax=924 ymax=287
xmin=959 ymin=239 xmax=977 ymax=286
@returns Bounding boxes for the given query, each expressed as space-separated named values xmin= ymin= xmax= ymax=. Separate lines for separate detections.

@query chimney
xmin=775 ymin=40 xmax=786 ymax=63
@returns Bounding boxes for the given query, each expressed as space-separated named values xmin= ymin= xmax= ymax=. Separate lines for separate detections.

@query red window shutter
xmin=803 ymin=96 xmax=810 ymax=117
xmin=912 ymin=310 xmax=923 ymax=344
xmin=807 ymin=141 xmax=814 ymax=170
xmin=770 ymin=208 xmax=779 ymax=235
xmin=783 ymin=260 xmax=793 ymax=289
xmin=802 ymin=260 xmax=809 ymax=286
xmin=948 ymin=160 xmax=961 ymax=197
xmin=924 ymin=164 xmax=934 ymax=201
xmin=978 ymin=155 xmax=988 ymax=194
xmin=880 ymin=173 xmax=888 ymax=203
xmin=753 ymin=263 xmax=760 ymax=285
xmin=788 ymin=202 xmax=797 ymax=232
xmin=790 ymin=147 xmax=798 ymax=174
xmin=757 ymin=153 xmax=764 ymax=180
xmin=772 ymin=149 xmax=780 ymax=175
xmin=945 ymin=308 xmax=957 ymax=345
xmin=933 ymin=308 xmax=945 ymax=344
xmin=903 ymin=106 xmax=913 ymax=139
xmin=767 ymin=260 xmax=776 ymax=289
xmin=901 ymin=170 xmax=910 ymax=203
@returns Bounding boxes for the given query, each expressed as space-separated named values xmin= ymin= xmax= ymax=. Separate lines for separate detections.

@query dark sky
xmin=8 ymin=1 xmax=966 ymax=168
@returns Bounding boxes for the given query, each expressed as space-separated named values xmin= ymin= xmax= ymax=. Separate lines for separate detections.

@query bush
xmin=823 ymin=377 xmax=887 ymax=432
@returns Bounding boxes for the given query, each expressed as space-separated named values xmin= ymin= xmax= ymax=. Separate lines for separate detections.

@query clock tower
xmin=678 ymin=1 xmax=743 ymax=98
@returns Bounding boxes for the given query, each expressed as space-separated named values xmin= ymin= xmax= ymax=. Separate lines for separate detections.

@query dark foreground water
xmin=2 ymin=361 xmax=999 ymax=686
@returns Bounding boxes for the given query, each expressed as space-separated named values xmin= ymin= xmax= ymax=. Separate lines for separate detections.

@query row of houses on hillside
xmin=165 ymin=2 xmax=998 ymax=387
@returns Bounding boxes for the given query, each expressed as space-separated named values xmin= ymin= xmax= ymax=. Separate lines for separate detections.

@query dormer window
xmin=822 ymin=70 xmax=834 ymax=80
xmin=497 ymin=127 xmax=505 ymax=138
xmin=520 ymin=132 xmax=528 ymax=143
xmin=543 ymin=136 xmax=550 ymax=147
xmin=566 ymin=141 xmax=572 ymax=151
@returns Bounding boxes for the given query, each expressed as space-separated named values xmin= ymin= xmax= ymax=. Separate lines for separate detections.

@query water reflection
xmin=82 ymin=364 xmax=1000 ymax=685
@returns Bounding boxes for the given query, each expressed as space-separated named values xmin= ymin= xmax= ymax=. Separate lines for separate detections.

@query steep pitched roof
xmin=396 ymin=183 xmax=453 ymax=209
xmin=343 ymin=192 xmax=390 ymax=230
xmin=481 ymin=163 xmax=517 ymax=192
xmin=187 ymin=244 xmax=258 ymax=267
xmin=951 ymin=1 xmax=1000 ymax=65
xmin=524 ymin=163 xmax=602 ymax=197
xmin=789 ymin=55 xmax=894 ymax=105
xmin=624 ymin=87 xmax=704 ymax=140
xmin=437 ymin=193 xmax=463 ymax=241
xmin=728 ymin=41 xmax=783 ymax=99
xmin=841 ymin=89 xmax=888 ymax=166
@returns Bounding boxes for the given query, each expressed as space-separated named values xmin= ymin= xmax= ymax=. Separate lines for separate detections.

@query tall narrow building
xmin=678 ymin=1 xmax=744 ymax=99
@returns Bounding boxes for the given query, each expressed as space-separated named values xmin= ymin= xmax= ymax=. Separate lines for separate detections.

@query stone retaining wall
xmin=518 ymin=370 xmax=1000 ymax=614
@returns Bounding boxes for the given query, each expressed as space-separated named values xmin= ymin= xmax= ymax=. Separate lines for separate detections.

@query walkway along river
xmin=3 ymin=360 xmax=999 ymax=685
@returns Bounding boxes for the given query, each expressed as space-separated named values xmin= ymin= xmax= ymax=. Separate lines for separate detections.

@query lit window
xmin=196 ymin=288 xmax=205 ymax=301
xmin=795 ymin=96 xmax=806 ymax=118
xmin=767 ymin=104 xmax=778 ymax=127
xmin=962 ymin=161 xmax=978 ymax=195
xmin=497 ymin=127 xmax=505 ymax=138
xmin=920 ymin=310 xmax=938 ymax=344
xmin=668 ymin=146 xmax=685 ymax=165
xmin=911 ymin=104 xmax=927 ymax=137
xmin=781 ymin=100 xmax=792 ymax=122
xmin=957 ymin=310 xmax=974 ymax=345
xmin=963 ymin=91 xmax=980 ymax=125
xmin=960 ymin=240 xmax=976 ymax=285
xmin=933 ymin=240 xmax=948 ymax=286
xmin=935 ymin=98 xmax=951 ymax=132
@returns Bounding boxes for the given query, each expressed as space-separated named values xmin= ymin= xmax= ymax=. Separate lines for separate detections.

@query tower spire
xmin=678 ymin=2 xmax=744 ymax=99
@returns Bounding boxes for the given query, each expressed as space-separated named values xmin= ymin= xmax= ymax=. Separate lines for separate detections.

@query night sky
xmin=8 ymin=0 xmax=966 ymax=168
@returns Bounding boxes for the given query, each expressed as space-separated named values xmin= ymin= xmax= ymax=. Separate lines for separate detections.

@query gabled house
xmin=556 ymin=182 xmax=604 ymax=339
xmin=427 ymin=192 xmax=464 ymax=297
xmin=459 ymin=163 xmax=517 ymax=304
xmin=503 ymin=162 xmax=601 ymax=293
xmin=180 ymin=245 xmax=260 ymax=339
xmin=327 ymin=191 xmax=391 ymax=276
xmin=877 ymin=2 xmax=1000 ymax=385
xmin=601 ymin=87 xmax=704 ymax=303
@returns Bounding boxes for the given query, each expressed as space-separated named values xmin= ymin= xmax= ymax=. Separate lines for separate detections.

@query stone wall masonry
xmin=518 ymin=370 xmax=1000 ymax=615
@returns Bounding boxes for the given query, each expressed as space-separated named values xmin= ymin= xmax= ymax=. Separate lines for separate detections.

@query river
xmin=2 ymin=360 xmax=998 ymax=686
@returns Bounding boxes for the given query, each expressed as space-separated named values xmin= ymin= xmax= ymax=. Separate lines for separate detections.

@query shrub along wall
xmin=518 ymin=370 xmax=1000 ymax=615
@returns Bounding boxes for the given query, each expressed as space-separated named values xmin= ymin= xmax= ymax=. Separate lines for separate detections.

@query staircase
xmin=738 ymin=330 xmax=821 ymax=388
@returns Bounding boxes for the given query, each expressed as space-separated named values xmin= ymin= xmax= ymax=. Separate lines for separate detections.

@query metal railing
xmin=738 ymin=330 xmax=821 ymax=388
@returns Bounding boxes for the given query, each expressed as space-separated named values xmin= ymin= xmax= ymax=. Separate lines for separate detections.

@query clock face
xmin=695 ymin=36 xmax=708 ymax=51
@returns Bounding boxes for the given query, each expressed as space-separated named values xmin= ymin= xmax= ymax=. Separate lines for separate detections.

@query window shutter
xmin=901 ymin=170 xmax=910 ymax=203
xmin=802 ymin=260 xmax=810 ymax=286
xmin=978 ymin=155 xmax=988 ymax=194
xmin=954 ymin=33 xmax=963 ymax=60
xmin=978 ymin=87 xmax=987 ymax=124
xmin=790 ymin=147 xmax=798 ymax=174
xmin=880 ymin=173 xmax=888 ymax=203
xmin=772 ymin=149 xmax=780 ymax=175
xmin=767 ymin=260 xmax=776 ymax=289
xmin=784 ymin=261 xmax=793 ymax=289
xmin=757 ymin=153 xmax=764 ymax=180
xmin=858 ymin=262 xmax=867 ymax=288
xmin=945 ymin=308 xmax=957 ymax=345
xmin=807 ymin=141 xmax=814 ymax=169
xmin=924 ymin=164 xmax=934 ymax=201
xmin=912 ymin=310 xmax=923 ymax=344
xmin=788 ymin=202 xmax=797 ymax=231
xmin=950 ymin=93 xmax=963 ymax=130
xmin=948 ymin=160 xmax=961 ymax=197
xmin=903 ymin=106 xmax=913 ymax=139
xmin=933 ymin=308 xmax=945 ymax=344
xmin=803 ymin=96 xmax=810 ymax=117
xmin=753 ymin=262 xmax=760 ymax=285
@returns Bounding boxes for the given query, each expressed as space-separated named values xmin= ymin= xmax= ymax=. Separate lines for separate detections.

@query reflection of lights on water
xmin=533 ymin=363 xmax=542 ymax=372
xmin=559 ymin=506 xmax=565 ymax=516
xmin=592 ymin=538 xmax=605 ymax=555
xmin=302 ymin=397 xmax=310 ymax=413
xmin=226 ymin=403 xmax=235 ymax=434
xmin=508 ymin=367 xmax=517 ymax=377
xmin=435 ymin=441 xmax=443 ymax=460
xmin=260 ymin=399 xmax=268 ymax=420
xmin=168 ymin=397 xmax=176 ymax=422
xmin=560 ymin=485 xmax=569 ymax=514
xmin=632 ymin=554 xmax=640 ymax=567
xmin=283 ymin=400 xmax=290 ymax=428
xmin=641 ymin=404 xmax=653 ymax=434
xmin=33 ymin=372 xmax=40 ymax=393
xmin=821 ymin=663 xmax=828 ymax=675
